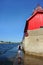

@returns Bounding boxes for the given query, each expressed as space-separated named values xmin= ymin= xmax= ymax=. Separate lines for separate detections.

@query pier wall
xmin=23 ymin=28 xmax=43 ymax=56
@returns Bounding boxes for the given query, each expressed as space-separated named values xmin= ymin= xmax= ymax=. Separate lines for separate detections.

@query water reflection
xmin=13 ymin=50 xmax=24 ymax=65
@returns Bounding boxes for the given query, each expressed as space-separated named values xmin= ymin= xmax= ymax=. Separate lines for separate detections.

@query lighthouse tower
xmin=23 ymin=5 xmax=43 ymax=56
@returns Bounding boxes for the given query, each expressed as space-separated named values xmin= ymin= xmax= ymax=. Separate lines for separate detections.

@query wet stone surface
xmin=24 ymin=54 xmax=43 ymax=65
xmin=13 ymin=53 xmax=43 ymax=65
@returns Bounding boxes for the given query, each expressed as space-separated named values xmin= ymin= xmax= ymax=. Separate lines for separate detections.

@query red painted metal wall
xmin=28 ymin=13 xmax=43 ymax=30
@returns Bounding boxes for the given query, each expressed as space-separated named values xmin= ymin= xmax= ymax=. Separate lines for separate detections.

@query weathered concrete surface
xmin=23 ymin=28 xmax=43 ymax=56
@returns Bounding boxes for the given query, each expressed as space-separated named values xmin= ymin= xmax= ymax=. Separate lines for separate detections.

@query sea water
xmin=0 ymin=43 xmax=20 ymax=60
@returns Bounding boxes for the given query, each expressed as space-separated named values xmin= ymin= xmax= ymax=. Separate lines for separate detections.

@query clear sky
xmin=0 ymin=0 xmax=43 ymax=42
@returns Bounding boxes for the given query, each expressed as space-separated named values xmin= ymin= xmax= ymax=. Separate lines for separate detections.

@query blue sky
xmin=0 ymin=0 xmax=43 ymax=42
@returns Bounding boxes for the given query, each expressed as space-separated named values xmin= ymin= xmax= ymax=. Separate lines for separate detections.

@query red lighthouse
xmin=23 ymin=5 xmax=43 ymax=56
xmin=24 ymin=5 xmax=43 ymax=36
